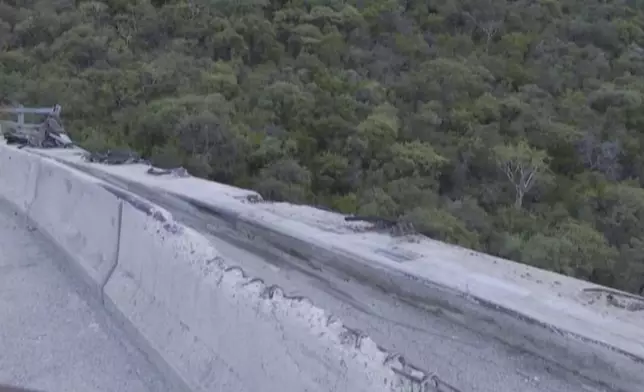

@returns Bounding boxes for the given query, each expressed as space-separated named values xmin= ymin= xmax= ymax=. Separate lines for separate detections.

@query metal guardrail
xmin=0 ymin=104 xmax=61 ymax=134
xmin=0 ymin=104 xmax=61 ymax=116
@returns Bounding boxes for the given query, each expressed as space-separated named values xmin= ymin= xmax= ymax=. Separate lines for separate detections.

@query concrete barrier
xmin=0 ymin=145 xmax=40 ymax=213
xmin=104 ymin=200 xmax=428 ymax=392
xmin=176 ymin=197 xmax=644 ymax=390
xmin=0 ymin=144 xmax=432 ymax=392
xmin=27 ymin=159 xmax=122 ymax=298
xmin=25 ymin=146 xmax=644 ymax=390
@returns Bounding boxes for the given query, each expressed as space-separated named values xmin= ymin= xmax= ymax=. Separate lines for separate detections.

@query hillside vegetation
xmin=2 ymin=0 xmax=644 ymax=293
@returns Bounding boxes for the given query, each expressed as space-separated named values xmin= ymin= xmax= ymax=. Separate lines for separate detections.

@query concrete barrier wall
xmin=0 ymin=146 xmax=40 ymax=213
xmin=0 ymin=144 xmax=431 ymax=392
xmin=19 ymin=145 xmax=644 ymax=392
xmin=27 ymin=160 xmax=122 ymax=297
xmin=106 ymin=200 xmax=427 ymax=392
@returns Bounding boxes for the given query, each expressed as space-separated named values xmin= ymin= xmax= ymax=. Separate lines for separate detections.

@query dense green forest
xmin=2 ymin=0 xmax=644 ymax=293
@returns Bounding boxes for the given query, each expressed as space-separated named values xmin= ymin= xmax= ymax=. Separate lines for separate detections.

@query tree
xmin=255 ymin=158 xmax=312 ymax=203
xmin=5 ymin=0 xmax=644 ymax=293
xmin=520 ymin=220 xmax=617 ymax=278
xmin=493 ymin=141 xmax=549 ymax=209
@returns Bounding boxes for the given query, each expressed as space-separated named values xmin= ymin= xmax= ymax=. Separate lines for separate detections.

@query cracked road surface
xmin=0 ymin=201 xmax=169 ymax=392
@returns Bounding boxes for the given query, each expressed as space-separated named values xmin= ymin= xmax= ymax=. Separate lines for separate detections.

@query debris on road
xmin=146 ymin=166 xmax=190 ymax=178
xmin=83 ymin=148 xmax=148 ymax=165
xmin=1 ymin=105 xmax=73 ymax=149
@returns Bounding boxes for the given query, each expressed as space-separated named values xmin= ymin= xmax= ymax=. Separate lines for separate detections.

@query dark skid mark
xmin=99 ymin=183 xmax=182 ymax=235
xmin=176 ymin=188 xmax=476 ymax=327
xmin=188 ymin=202 xmax=481 ymax=347
xmin=100 ymin=184 xmax=165 ymax=223
xmin=374 ymin=248 xmax=419 ymax=263
xmin=177 ymin=195 xmax=240 ymax=223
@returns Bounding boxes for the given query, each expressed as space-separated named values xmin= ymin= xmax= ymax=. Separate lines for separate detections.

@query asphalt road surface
xmin=0 ymin=201 xmax=170 ymax=392
xmin=53 ymin=161 xmax=643 ymax=392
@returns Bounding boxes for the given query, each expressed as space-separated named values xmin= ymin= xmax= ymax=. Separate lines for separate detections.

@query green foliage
xmin=3 ymin=0 xmax=644 ymax=292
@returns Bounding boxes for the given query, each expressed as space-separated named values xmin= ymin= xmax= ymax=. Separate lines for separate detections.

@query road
xmin=68 ymin=164 xmax=640 ymax=392
xmin=0 ymin=201 xmax=170 ymax=392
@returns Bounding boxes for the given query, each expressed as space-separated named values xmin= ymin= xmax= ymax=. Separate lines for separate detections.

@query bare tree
xmin=463 ymin=0 xmax=507 ymax=51
xmin=576 ymin=132 xmax=622 ymax=181
xmin=493 ymin=141 xmax=550 ymax=209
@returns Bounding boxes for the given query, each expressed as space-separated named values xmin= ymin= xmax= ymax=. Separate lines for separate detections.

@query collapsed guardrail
xmin=0 ymin=104 xmax=73 ymax=148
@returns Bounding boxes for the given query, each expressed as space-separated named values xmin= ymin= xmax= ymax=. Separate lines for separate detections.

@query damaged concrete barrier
xmin=0 ymin=144 xmax=41 ymax=213
xmin=2 ymin=144 xmax=432 ymax=392
xmin=26 ymin=158 xmax=121 ymax=298
xmin=104 ymin=199 xmax=430 ymax=392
